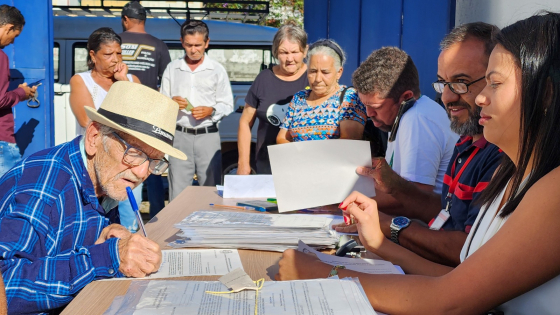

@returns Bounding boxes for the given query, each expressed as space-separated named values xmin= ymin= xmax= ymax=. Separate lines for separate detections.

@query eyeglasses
xmin=432 ymin=76 xmax=485 ymax=94
xmin=110 ymin=132 xmax=169 ymax=175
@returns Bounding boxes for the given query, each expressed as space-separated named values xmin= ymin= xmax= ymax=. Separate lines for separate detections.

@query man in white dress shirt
xmin=161 ymin=20 xmax=233 ymax=200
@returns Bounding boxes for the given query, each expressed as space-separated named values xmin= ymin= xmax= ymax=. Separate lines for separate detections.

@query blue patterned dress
xmin=280 ymin=86 xmax=367 ymax=141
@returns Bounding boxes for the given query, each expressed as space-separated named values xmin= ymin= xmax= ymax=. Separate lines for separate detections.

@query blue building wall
xmin=0 ymin=0 xmax=54 ymax=157
xmin=304 ymin=0 xmax=455 ymax=100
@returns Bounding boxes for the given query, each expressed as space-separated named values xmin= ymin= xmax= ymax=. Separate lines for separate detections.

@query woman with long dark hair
xmin=276 ymin=12 xmax=560 ymax=314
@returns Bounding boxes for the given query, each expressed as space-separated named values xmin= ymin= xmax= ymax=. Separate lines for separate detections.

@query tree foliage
xmin=205 ymin=0 xmax=304 ymax=27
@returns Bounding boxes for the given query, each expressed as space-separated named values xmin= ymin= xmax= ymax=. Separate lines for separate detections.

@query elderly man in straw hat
xmin=0 ymin=81 xmax=186 ymax=314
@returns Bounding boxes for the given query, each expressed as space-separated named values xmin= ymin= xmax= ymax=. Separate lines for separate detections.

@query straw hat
xmin=85 ymin=81 xmax=187 ymax=160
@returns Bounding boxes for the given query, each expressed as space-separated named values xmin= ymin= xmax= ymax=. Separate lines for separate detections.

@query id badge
xmin=429 ymin=209 xmax=451 ymax=230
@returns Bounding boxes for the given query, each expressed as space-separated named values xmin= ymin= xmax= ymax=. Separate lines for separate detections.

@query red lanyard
xmin=447 ymin=147 xmax=480 ymax=198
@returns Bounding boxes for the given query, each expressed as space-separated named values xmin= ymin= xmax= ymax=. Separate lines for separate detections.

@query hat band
xmin=97 ymin=108 xmax=174 ymax=145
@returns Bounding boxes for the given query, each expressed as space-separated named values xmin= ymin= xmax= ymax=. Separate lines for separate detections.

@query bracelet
xmin=328 ymin=265 xmax=346 ymax=278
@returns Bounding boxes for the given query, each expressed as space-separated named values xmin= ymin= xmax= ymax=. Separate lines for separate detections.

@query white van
xmin=53 ymin=16 xmax=277 ymax=176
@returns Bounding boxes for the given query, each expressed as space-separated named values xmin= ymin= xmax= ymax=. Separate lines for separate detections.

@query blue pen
xmin=126 ymin=186 xmax=148 ymax=237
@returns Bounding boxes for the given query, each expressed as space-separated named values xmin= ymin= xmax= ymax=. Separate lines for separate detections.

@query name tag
xmin=429 ymin=209 xmax=451 ymax=230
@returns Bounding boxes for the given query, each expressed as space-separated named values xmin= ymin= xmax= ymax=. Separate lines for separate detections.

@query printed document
xmin=102 ymin=249 xmax=243 ymax=280
xmin=105 ymin=278 xmax=378 ymax=315
xmin=298 ymin=241 xmax=402 ymax=275
xmin=268 ymin=139 xmax=376 ymax=212
xmin=223 ymin=175 xmax=276 ymax=198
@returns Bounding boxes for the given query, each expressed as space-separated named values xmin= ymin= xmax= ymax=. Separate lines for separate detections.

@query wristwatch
xmin=328 ymin=265 xmax=346 ymax=278
xmin=390 ymin=216 xmax=411 ymax=244
xmin=211 ymin=108 xmax=216 ymax=116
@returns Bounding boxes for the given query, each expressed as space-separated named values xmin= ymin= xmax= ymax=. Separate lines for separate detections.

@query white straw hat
xmin=85 ymin=81 xmax=187 ymax=160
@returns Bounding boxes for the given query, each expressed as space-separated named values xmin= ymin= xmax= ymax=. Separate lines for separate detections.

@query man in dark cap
xmin=120 ymin=1 xmax=171 ymax=218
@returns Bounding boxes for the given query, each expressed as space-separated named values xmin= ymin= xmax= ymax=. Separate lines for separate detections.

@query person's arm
xmin=339 ymin=89 xmax=366 ymax=140
xmin=131 ymin=74 xmax=141 ymax=84
xmin=0 ymin=52 xmax=30 ymax=109
xmin=276 ymin=128 xmax=293 ymax=144
xmin=357 ymin=157 xmax=442 ymax=222
xmin=0 ymin=193 xmax=161 ymax=313
xmin=209 ymin=67 xmax=234 ymax=121
xmin=0 ymin=271 xmax=6 ymax=315
xmin=160 ymin=65 xmax=171 ymax=98
xmin=237 ymin=104 xmax=257 ymax=175
xmin=339 ymin=120 xmax=364 ymax=140
xmin=281 ymin=174 xmax=560 ymax=315
xmin=69 ymin=75 xmax=96 ymax=128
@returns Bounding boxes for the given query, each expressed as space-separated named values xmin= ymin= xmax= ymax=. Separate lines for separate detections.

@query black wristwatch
xmin=390 ymin=216 xmax=411 ymax=244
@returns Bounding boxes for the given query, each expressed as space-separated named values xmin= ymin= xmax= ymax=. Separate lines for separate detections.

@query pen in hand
xmin=126 ymin=186 xmax=148 ymax=238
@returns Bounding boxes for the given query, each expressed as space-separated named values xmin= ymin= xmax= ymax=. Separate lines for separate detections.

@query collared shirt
xmin=161 ymin=54 xmax=234 ymax=128
xmin=0 ymin=50 xmax=27 ymax=143
xmin=0 ymin=137 xmax=123 ymax=314
xmin=439 ymin=135 xmax=503 ymax=233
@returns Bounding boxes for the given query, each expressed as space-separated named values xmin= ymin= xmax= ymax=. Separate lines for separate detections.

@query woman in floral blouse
xmin=277 ymin=39 xmax=366 ymax=143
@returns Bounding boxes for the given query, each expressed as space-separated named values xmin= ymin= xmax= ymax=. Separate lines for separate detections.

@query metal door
xmin=0 ymin=0 xmax=54 ymax=157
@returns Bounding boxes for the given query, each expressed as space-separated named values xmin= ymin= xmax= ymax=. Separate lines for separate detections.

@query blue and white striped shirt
xmin=0 ymin=137 xmax=123 ymax=314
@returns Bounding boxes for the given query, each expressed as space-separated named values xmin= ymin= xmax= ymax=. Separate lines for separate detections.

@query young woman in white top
xmin=276 ymin=12 xmax=560 ymax=314
xmin=69 ymin=27 xmax=140 ymax=131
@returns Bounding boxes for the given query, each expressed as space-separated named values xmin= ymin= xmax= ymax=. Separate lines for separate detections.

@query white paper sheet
xmin=223 ymin=175 xmax=276 ymax=198
xmin=268 ymin=139 xmax=376 ymax=212
xmin=298 ymin=241 xmax=402 ymax=275
xmin=101 ymin=249 xmax=243 ymax=280
xmin=107 ymin=278 xmax=378 ymax=315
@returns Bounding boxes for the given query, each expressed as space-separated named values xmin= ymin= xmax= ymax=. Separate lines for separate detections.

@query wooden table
xmin=61 ymin=186 xmax=284 ymax=315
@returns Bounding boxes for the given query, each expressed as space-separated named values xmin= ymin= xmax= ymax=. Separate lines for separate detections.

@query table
xmin=61 ymin=186 xmax=284 ymax=315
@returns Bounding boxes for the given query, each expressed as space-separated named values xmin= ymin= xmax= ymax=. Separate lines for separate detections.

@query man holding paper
xmin=336 ymin=23 xmax=502 ymax=267
xmin=351 ymin=47 xmax=458 ymax=212
xmin=0 ymin=82 xmax=187 ymax=313
xmin=161 ymin=20 xmax=234 ymax=200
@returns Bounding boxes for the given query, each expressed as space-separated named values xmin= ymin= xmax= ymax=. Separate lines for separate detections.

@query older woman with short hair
xmin=277 ymin=39 xmax=366 ymax=143
xmin=237 ymin=22 xmax=309 ymax=175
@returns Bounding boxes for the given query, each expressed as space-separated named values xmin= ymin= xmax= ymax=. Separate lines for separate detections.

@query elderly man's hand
xmin=356 ymin=157 xmax=403 ymax=195
xmin=118 ymin=234 xmax=162 ymax=278
xmin=95 ymin=224 xmax=131 ymax=245
xmin=275 ymin=249 xmax=331 ymax=281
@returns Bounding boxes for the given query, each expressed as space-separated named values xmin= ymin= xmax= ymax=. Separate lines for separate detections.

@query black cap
xmin=121 ymin=1 xmax=146 ymax=21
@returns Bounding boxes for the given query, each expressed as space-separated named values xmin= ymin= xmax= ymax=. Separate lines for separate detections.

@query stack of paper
xmin=104 ymin=278 xmax=378 ymax=315
xmin=169 ymin=211 xmax=339 ymax=252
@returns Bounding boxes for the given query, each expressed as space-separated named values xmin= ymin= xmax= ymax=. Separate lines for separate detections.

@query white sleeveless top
xmin=460 ymin=180 xmax=560 ymax=314
xmin=76 ymin=71 xmax=133 ymax=134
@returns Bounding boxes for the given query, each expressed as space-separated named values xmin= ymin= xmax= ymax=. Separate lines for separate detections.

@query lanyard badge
xmin=429 ymin=147 xmax=481 ymax=230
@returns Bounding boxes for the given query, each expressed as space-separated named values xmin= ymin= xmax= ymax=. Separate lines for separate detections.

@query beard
xmin=94 ymin=147 xmax=142 ymax=201
xmin=447 ymin=100 xmax=483 ymax=137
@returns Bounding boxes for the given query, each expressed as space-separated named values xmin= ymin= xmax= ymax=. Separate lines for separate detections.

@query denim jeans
xmin=0 ymin=141 xmax=21 ymax=178
xmin=118 ymin=182 xmax=143 ymax=232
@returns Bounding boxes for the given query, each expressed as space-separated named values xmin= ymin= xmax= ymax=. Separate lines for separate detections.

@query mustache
xmin=114 ymin=171 xmax=141 ymax=183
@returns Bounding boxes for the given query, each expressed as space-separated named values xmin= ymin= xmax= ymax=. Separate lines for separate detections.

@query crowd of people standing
xmin=0 ymin=1 xmax=559 ymax=314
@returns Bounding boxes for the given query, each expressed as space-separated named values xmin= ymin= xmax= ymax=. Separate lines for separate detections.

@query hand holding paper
xmin=268 ymin=139 xmax=376 ymax=212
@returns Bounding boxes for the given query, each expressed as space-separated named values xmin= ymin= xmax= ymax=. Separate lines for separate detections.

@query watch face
xmin=393 ymin=216 xmax=410 ymax=228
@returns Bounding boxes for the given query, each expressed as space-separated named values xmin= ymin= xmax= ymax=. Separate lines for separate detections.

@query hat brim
xmin=85 ymin=107 xmax=187 ymax=160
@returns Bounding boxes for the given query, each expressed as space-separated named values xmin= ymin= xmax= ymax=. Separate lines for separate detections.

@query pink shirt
xmin=0 ymin=49 xmax=27 ymax=143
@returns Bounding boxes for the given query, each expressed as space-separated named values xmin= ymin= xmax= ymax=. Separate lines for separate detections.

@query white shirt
xmin=76 ymin=71 xmax=133 ymax=135
xmin=385 ymin=96 xmax=458 ymax=193
xmin=460 ymin=180 xmax=560 ymax=314
xmin=161 ymin=54 xmax=234 ymax=128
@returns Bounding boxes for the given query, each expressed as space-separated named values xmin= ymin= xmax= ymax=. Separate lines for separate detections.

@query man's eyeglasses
xmin=432 ymin=76 xmax=485 ymax=95
xmin=110 ymin=132 xmax=169 ymax=175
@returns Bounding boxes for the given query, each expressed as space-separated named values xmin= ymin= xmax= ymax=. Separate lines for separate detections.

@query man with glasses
xmin=336 ymin=22 xmax=502 ymax=267
xmin=0 ymin=82 xmax=186 ymax=313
